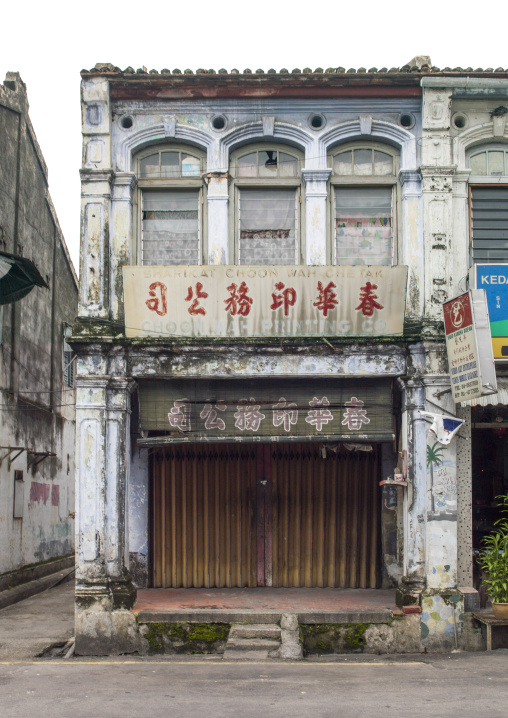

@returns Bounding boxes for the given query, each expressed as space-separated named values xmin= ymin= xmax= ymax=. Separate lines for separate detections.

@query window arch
xmin=328 ymin=142 xmax=399 ymax=266
xmin=230 ymin=144 xmax=304 ymax=265
xmin=135 ymin=144 xmax=206 ymax=266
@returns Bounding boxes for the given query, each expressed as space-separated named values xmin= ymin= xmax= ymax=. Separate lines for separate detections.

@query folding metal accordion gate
xmin=151 ymin=442 xmax=380 ymax=589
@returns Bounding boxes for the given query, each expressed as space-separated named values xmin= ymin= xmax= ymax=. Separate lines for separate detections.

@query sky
xmin=2 ymin=1 xmax=505 ymax=272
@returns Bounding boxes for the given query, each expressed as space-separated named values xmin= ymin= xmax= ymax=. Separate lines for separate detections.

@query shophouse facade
xmin=72 ymin=60 xmax=508 ymax=654
xmin=0 ymin=73 xmax=78 ymax=592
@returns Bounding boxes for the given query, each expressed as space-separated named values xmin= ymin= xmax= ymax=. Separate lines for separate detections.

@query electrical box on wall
xmin=13 ymin=470 xmax=24 ymax=519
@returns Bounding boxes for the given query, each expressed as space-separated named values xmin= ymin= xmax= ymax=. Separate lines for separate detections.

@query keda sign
xmin=443 ymin=290 xmax=497 ymax=404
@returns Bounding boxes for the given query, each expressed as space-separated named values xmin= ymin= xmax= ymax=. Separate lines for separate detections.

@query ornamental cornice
xmin=203 ymin=171 xmax=232 ymax=186
xmin=79 ymin=168 xmax=115 ymax=184
xmin=398 ymin=169 xmax=422 ymax=186
xmin=113 ymin=171 xmax=137 ymax=189
xmin=419 ymin=165 xmax=456 ymax=176
xmin=302 ymin=168 xmax=332 ymax=185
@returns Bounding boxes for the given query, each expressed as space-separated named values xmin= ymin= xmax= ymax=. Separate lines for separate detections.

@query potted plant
xmin=477 ymin=494 xmax=508 ymax=618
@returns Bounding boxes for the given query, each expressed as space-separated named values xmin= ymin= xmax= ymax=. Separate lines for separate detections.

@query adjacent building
xmin=0 ymin=73 xmax=78 ymax=595
xmin=72 ymin=59 xmax=508 ymax=654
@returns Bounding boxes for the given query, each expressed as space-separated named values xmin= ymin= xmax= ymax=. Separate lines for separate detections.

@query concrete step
xmin=223 ymin=648 xmax=275 ymax=660
xmin=225 ymin=638 xmax=281 ymax=651
xmin=229 ymin=623 xmax=281 ymax=640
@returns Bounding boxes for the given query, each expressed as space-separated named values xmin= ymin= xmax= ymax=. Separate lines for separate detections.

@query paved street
xmin=1 ymin=582 xmax=508 ymax=717
xmin=1 ymin=651 xmax=508 ymax=717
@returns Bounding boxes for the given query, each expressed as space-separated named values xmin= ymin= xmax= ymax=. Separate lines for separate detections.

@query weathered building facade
xmin=72 ymin=60 xmax=508 ymax=654
xmin=0 ymin=73 xmax=78 ymax=590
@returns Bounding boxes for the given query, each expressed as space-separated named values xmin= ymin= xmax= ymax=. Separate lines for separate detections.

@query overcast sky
xmin=2 ymin=1 xmax=504 ymax=272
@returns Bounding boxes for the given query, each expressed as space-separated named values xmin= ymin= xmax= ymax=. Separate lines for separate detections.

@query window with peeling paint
xmin=136 ymin=146 xmax=206 ymax=265
xmin=328 ymin=143 xmax=399 ymax=266
xmin=467 ymin=145 xmax=508 ymax=265
xmin=231 ymin=145 xmax=303 ymax=265
xmin=142 ymin=190 xmax=200 ymax=265
xmin=335 ymin=187 xmax=393 ymax=266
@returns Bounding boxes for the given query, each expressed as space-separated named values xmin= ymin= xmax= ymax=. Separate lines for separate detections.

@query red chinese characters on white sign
xmin=224 ymin=282 xmax=253 ymax=316
xmin=144 ymin=280 xmax=386 ymax=320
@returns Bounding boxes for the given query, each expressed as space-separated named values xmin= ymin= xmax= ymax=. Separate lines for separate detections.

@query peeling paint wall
xmin=128 ymin=448 xmax=149 ymax=588
xmin=0 ymin=74 xmax=78 ymax=576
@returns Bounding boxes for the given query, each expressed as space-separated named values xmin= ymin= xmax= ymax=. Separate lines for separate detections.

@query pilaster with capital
xmin=110 ymin=173 xmax=136 ymax=320
xmin=399 ymin=170 xmax=424 ymax=319
xmin=302 ymin=169 xmax=331 ymax=265
xmin=205 ymin=172 xmax=229 ymax=264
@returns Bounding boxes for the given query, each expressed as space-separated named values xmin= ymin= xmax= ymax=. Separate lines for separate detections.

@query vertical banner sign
xmin=443 ymin=290 xmax=497 ymax=404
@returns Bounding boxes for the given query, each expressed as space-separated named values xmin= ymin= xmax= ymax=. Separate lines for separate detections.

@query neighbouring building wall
xmin=0 ymin=73 xmax=78 ymax=577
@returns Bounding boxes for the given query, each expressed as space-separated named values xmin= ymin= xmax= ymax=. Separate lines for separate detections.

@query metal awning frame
xmin=138 ymin=433 xmax=395 ymax=448
xmin=27 ymin=451 xmax=56 ymax=469
xmin=0 ymin=446 xmax=27 ymax=470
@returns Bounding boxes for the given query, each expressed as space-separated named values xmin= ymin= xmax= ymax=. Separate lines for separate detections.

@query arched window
xmin=467 ymin=144 xmax=508 ymax=264
xmin=135 ymin=145 xmax=206 ymax=266
xmin=328 ymin=143 xmax=399 ymax=266
xmin=230 ymin=145 xmax=303 ymax=265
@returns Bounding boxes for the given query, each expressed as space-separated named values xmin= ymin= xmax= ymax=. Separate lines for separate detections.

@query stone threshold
xmin=134 ymin=608 xmax=394 ymax=624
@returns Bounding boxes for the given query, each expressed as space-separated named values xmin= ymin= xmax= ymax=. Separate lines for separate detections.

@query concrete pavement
xmin=0 ymin=580 xmax=74 ymax=660
xmin=1 ymin=652 xmax=508 ymax=717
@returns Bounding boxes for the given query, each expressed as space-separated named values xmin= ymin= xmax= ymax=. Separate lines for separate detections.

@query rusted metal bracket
xmin=27 ymin=451 xmax=56 ymax=469
xmin=0 ymin=446 xmax=26 ymax=469
xmin=433 ymin=388 xmax=452 ymax=399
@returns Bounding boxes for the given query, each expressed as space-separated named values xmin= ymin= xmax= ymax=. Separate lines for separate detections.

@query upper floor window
xmin=469 ymin=147 xmax=508 ymax=177
xmin=328 ymin=143 xmax=399 ymax=266
xmin=136 ymin=146 xmax=206 ymax=266
xmin=230 ymin=145 xmax=303 ymax=265
xmin=468 ymin=145 xmax=508 ymax=264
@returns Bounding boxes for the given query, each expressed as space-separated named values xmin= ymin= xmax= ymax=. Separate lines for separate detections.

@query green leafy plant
xmin=477 ymin=495 xmax=508 ymax=604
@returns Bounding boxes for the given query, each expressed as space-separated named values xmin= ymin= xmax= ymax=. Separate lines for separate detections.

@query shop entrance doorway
xmin=151 ymin=442 xmax=380 ymax=589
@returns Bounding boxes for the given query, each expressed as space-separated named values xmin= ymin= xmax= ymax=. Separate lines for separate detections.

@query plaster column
xmin=451 ymin=170 xmax=471 ymax=296
xmin=79 ymin=169 xmax=113 ymax=318
xmin=420 ymin=368 xmax=465 ymax=651
xmin=110 ymin=173 xmax=136 ymax=320
xmin=397 ymin=344 xmax=427 ymax=605
xmin=399 ymin=170 xmax=423 ymax=319
xmin=302 ymin=169 xmax=331 ymax=265
xmin=206 ymin=172 xmax=229 ymax=264
xmin=75 ymin=361 xmax=138 ymax=655
xmin=80 ymin=77 xmax=113 ymax=319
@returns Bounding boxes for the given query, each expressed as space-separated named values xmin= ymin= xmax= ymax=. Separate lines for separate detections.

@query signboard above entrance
xmin=123 ymin=265 xmax=408 ymax=339
xmin=137 ymin=378 xmax=395 ymax=443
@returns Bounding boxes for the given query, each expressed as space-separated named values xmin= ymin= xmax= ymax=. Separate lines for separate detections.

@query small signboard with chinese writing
xmin=138 ymin=379 xmax=394 ymax=443
xmin=123 ymin=265 xmax=408 ymax=339
xmin=443 ymin=290 xmax=497 ymax=404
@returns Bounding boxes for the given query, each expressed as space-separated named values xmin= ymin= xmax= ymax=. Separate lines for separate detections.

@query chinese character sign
xmin=138 ymin=379 xmax=395 ymax=440
xmin=443 ymin=292 xmax=481 ymax=403
xmin=124 ymin=265 xmax=407 ymax=339
xmin=443 ymin=290 xmax=497 ymax=404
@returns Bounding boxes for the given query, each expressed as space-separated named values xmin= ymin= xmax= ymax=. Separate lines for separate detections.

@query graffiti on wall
xmin=427 ymin=442 xmax=457 ymax=519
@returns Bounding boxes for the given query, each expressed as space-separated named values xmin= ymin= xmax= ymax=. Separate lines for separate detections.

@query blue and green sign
xmin=474 ymin=264 xmax=508 ymax=359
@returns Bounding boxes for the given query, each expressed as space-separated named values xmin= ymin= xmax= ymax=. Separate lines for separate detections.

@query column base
xmin=75 ymin=578 xmax=139 ymax=655
xmin=396 ymin=575 xmax=426 ymax=608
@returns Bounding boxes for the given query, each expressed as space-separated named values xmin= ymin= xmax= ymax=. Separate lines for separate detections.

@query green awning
xmin=0 ymin=251 xmax=48 ymax=305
